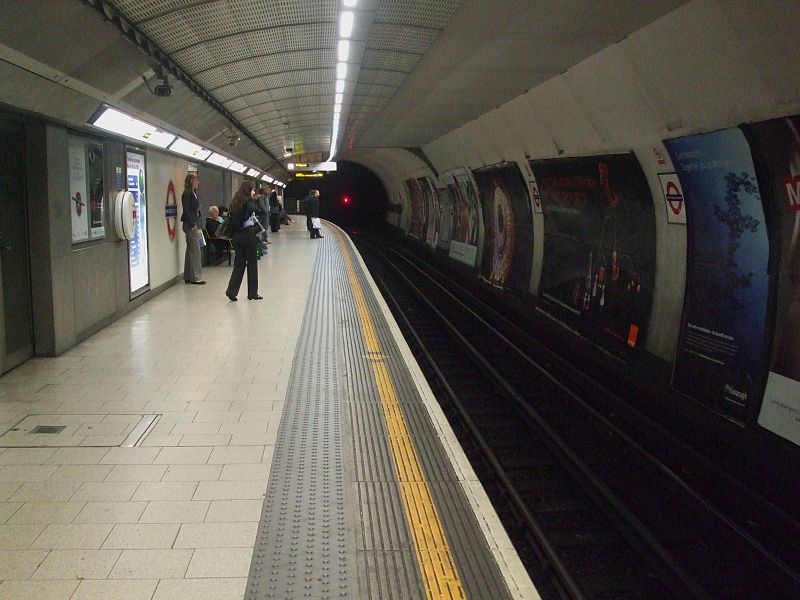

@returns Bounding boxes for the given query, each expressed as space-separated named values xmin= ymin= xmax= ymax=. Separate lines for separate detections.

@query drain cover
xmin=30 ymin=425 xmax=66 ymax=434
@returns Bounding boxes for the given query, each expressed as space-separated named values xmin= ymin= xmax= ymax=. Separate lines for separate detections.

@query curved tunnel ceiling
xmin=102 ymin=0 xmax=687 ymax=167
xmin=108 ymin=0 xmax=463 ymax=162
xmin=0 ymin=0 xmax=688 ymax=175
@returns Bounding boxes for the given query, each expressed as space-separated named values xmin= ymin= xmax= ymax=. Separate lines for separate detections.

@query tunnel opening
xmin=284 ymin=160 xmax=388 ymax=235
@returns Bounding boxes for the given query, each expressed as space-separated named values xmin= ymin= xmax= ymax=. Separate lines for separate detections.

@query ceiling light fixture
xmin=339 ymin=11 xmax=354 ymax=38
xmin=338 ymin=40 xmax=350 ymax=62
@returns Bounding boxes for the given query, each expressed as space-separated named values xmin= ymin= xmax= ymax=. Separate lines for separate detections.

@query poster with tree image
xmin=665 ymin=128 xmax=770 ymax=422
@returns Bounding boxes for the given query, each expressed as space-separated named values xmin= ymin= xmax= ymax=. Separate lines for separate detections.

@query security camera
xmin=153 ymin=81 xmax=172 ymax=97
xmin=284 ymin=147 xmax=293 ymax=154
xmin=142 ymin=68 xmax=172 ymax=97
xmin=222 ymin=127 xmax=240 ymax=147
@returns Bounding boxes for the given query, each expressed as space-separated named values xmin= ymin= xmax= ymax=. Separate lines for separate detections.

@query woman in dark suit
xmin=181 ymin=172 xmax=205 ymax=284
xmin=225 ymin=181 xmax=262 ymax=301
xmin=268 ymin=185 xmax=281 ymax=232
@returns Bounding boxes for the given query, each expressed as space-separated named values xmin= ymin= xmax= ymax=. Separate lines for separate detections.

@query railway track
xmin=354 ymin=234 xmax=800 ymax=600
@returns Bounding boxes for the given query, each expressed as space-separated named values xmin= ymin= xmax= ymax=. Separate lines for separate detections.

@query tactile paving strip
xmin=246 ymin=230 xmax=513 ymax=600
xmin=245 ymin=240 xmax=354 ymax=600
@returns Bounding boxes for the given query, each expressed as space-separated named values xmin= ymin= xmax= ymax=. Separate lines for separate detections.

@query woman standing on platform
xmin=225 ymin=181 xmax=263 ymax=301
xmin=181 ymin=172 xmax=205 ymax=285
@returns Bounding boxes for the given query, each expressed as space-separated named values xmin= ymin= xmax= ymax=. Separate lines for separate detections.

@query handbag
xmin=215 ymin=216 xmax=232 ymax=239
xmin=253 ymin=215 xmax=266 ymax=235
xmin=311 ymin=217 xmax=322 ymax=229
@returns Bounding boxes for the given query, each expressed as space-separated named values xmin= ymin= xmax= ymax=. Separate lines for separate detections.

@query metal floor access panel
xmin=244 ymin=224 xmax=518 ymax=600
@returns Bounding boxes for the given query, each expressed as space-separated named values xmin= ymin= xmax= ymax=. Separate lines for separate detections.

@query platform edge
xmin=333 ymin=222 xmax=541 ymax=600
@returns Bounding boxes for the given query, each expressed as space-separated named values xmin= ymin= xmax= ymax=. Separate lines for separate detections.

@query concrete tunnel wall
xmin=344 ymin=0 xmax=800 ymax=363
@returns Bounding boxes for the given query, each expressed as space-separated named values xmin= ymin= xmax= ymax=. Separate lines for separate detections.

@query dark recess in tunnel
xmin=284 ymin=160 xmax=388 ymax=233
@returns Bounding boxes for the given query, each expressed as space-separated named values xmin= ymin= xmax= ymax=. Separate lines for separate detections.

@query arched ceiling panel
xmin=35 ymin=0 xmax=688 ymax=166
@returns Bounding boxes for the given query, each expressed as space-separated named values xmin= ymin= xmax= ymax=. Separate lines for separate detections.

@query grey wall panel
xmin=72 ymin=245 xmax=117 ymax=337
xmin=50 ymin=254 xmax=77 ymax=356
xmin=196 ymin=164 xmax=226 ymax=214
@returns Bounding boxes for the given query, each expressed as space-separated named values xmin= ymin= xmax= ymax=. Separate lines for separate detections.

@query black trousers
xmin=226 ymin=228 xmax=258 ymax=298
xmin=269 ymin=212 xmax=280 ymax=232
xmin=306 ymin=215 xmax=312 ymax=232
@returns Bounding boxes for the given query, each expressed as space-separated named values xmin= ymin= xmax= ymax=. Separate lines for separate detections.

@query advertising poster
xmin=530 ymin=153 xmax=656 ymax=353
xmin=452 ymin=168 xmax=481 ymax=246
xmin=126 ymin=150 xmax=150 ymax=297
xmin=68 ymin=137 xmax=89 ymax=243
xmin=472 ymin=163 xmax=533 ymax=296
xmin=445 ymin=169 xmax=481 ymax=267
xmin=436 ymin=186 xmax=454 ymax=253
xmin=405 ymin=178 xmax=425 ymax=240
xmin=419 ymin=177 xmax=439 ymax=248
xmin=744 ymin=115 xmax=800 ymax=445
xmin=87 ymin=143 xmax=105 ymax=238
xmin=665 ymin=128 xmax=770 ymax=422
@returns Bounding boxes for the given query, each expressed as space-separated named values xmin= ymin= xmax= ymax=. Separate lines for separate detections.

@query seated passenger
xmin=205 ymin=206 xmax=222 ymax=236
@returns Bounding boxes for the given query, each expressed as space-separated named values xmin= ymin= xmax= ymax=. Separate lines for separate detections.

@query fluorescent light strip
xmin=343 ymin=0 xmax=357 ymax=6
xmin=246 ymin=168 xmax=260 ymax=177
xmin=92 ymin=107 xmax=175 ymax=148
xmin=229 ymin=161 xmax=247 ymax=173
xmin=207 ymin=152 xmax=233 ymax=168
xmin=262 ymin=174 xmax=274 ymax=183
xmin=339 ymin=11 xmax=354 ymax=37
xmin=169 ymin=137 xmax=212 ymax=160
xmin=337 ymin=40 xmax=350 ymax=62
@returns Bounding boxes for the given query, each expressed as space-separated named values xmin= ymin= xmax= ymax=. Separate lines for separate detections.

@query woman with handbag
xmin=181 ymin=172 xmax=205 ymax=284
xmin=225 ymin=181 xmax=262 ymax=301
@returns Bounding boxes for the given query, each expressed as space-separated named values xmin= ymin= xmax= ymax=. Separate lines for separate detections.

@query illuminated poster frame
xmin=126 ymin=149 xmax=150 ymax=298
xmin=69 ymin=136 xmax=89 ymax=243
xmin=69 ymin=136 xmax=106 ymax=243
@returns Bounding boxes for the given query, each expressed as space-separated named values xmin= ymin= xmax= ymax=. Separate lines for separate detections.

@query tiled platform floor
xmin=0 ymin=220 xmax=318 ymax=599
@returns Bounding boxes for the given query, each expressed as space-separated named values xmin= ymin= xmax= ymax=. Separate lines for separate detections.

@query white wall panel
xmin=563 ymin=44 xmax=663 ymax=148
xmin=146 ymin=151 xmax=187 ymax=289
xmin=624 ymin=0 xmax=773 ymax=134
xmin=719 ymin=0 xmax=800 ymax=113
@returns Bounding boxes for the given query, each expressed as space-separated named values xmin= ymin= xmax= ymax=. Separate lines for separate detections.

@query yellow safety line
xmin=334 ymin=229 xmax=466 ymax=600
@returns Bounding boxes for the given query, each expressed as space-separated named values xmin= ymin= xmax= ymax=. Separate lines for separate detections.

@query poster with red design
xmin=530 ymin=153 xmax=656 ymax=354
xmin=744 ymin=115 xmax=800 ymax=446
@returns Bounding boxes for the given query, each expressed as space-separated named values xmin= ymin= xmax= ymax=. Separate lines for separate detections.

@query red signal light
xmin=343 ymin=196 xmax=350 ymax=205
